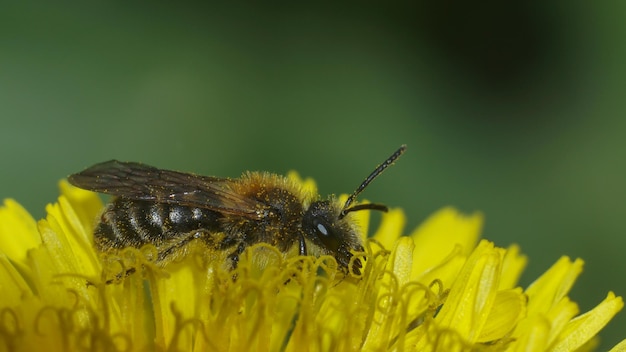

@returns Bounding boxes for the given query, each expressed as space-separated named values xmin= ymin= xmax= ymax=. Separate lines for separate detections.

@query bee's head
xmin=300 ymin=145 xmax=406 ymax=275
xmin=301 ymin=200 xmax=366 ymax=274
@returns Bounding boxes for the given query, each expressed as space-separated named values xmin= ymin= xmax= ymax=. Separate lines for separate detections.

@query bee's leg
xmin=276 ymin=235 xmax=308 ymax=286
xmin=226 ymin=242 xmax=246 ymax=269
xmin=103 ymin=267 xmax=137 ymax=285
xmin=299 ymin=234 xmax=307 ymax=256
xmin=157 ymin=230 xmax=207 ymax=262
xmin=95 ymin=231 xmax=208 ymax=286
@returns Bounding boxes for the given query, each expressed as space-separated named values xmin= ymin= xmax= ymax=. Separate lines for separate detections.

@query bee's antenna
xmin=339 ymin=145 xmax=406 ymax=219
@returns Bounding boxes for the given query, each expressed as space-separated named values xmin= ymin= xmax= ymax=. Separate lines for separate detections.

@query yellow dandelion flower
xmin=0 ymin=175 xmax=624 ymax=352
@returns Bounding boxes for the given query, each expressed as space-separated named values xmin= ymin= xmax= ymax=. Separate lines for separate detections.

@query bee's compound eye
xmin=303 ymin=201 xmax=341 ymax=252
xmin=313 ymin=219 xmax=339 ymax=251
xmin=316 ymin=222 xmax=329 ymax=236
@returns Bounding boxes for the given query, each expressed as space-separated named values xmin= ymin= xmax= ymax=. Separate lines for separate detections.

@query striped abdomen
xmin=95 ymin=199 xmax=222 ymax=259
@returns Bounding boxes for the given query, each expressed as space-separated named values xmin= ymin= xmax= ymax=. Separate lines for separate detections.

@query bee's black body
xmin=96 ymin=200 xmax=223 ymax=261
xmin=68 ymin=145 xmax=406 ymax=275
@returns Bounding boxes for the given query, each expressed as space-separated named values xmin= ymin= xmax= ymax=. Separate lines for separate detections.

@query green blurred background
xmin=2 ymin=2 xmax=625 ymax=347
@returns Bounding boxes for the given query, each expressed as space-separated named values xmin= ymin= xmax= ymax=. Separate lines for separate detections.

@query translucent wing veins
xmin=68 ymin=160 xmax=266 ymax=218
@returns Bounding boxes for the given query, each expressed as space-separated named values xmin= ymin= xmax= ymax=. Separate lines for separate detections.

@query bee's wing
xmin=68 ymin=160 xmax=266 ymax=218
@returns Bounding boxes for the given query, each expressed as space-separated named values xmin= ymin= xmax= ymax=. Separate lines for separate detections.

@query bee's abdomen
xmin=95 ymin=199 xmax=221 ymax=251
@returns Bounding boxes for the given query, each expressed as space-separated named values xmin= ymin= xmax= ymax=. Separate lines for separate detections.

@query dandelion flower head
xmin=0 ymin=173 xmax=623 ymax=351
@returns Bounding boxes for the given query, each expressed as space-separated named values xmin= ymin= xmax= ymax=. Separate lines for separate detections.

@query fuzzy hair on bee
xmin=68 ymin=145 xmax=406 ymax=277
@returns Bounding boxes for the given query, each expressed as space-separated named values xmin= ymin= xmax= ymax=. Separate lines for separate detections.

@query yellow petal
xmin=511 ymin=316 xmax=551 ymax=352
xmin=362 ymin=236 xmax=415 ymax=349
xmin=371 ymin=208 xmax=406 ymax=251
xmin=39 ymin=197 xmax=100 ymax=279
xmin=551 ymin=292 xmax=624 ymax=351
xmin=478 ymin=288 xmax=526 ymax=342
xmin=499 ymin=244 xmax=527 ymax=290
xmin=545 ymin=297 xmax=579 ymax=346
xmin=436 ymin=240 xmax=503 ymax=343
xmin=525 ymin=256 xmax=583 ymax=316
xmin=409 ymin=208 xmax=482 ymax=281
xmin=388 ymin=236 xmax=415 ymax=287
xmin=58 ymin=180 xmax=103 ymax=232
xmin=0 ymin=199 xmax=41 ymax=265
xmin=0 ymin=252 xmax=33 ymax=305
xmin=610 ymin=338 xmax=626 ymax=352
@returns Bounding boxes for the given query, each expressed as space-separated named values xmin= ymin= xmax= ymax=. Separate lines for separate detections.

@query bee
xmin=68 ymin=145 xmax=406 ymax=276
